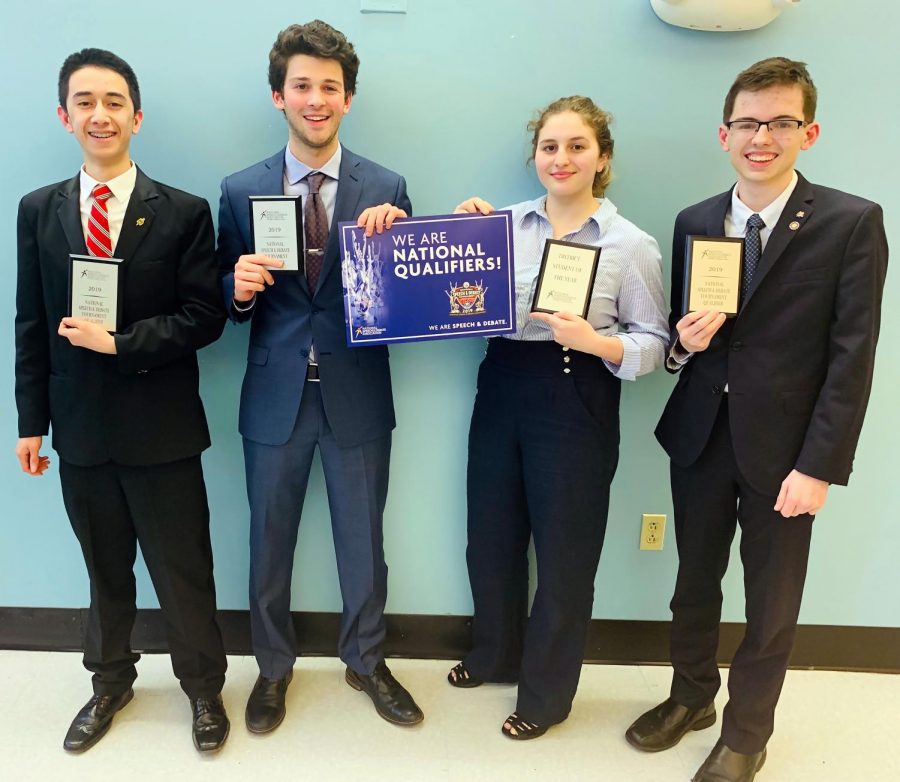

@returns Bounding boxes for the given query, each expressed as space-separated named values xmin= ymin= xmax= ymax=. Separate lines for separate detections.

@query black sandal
xmin=447 ymin=662 xmax=483 ymax=688
xmin=501 ymin=711 xmax=548 ymax=740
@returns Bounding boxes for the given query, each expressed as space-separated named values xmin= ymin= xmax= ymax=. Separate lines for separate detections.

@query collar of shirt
xmin=79 ymin=162 xmax=137 ymax=208
xmin=726 ymin=170 xmax=798 ymax=249
xmin=78 ymin=163 xmax=137 ymax=253
xmin=283 ymin=144 xmax=342 ymax=186
xmin=517 ymin=195 xmax=617 ymax=243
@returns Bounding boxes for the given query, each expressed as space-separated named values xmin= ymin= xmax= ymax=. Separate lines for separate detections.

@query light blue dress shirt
xmin=504 ymin=197 xmax=668 ymax=381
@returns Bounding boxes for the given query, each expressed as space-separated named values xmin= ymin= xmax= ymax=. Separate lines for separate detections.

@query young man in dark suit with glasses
xmin=626 ymin=57 xmax=887 ymax=782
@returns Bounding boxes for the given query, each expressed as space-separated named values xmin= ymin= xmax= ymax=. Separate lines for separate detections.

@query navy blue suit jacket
xmin=216 ymin=146 xmax=411 ymax=448
xmin=655 ymin=173 xmax=888 ymax=496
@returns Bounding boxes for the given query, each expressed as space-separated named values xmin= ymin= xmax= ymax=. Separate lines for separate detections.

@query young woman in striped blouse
xmin=448 ymin=96 xmax=669 ymax=740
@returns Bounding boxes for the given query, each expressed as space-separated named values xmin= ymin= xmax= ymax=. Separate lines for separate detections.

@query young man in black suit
xmin=14 ymin=49 xmax=230 ymax=753
xmin=625 ymin=58 xmax=887 ymax=781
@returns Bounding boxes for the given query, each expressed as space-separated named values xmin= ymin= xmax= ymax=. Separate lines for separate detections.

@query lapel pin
xmin=795 ymin=211 xmax=805 ymax=218
xmin=789 ymin=221 xmax=800 ymax=231
xmin=136 ymin=217 xmax=146 ymax=226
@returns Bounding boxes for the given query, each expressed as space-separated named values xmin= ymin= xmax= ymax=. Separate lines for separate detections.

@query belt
xmin=306 ymin=363 xmax=320 ymax=382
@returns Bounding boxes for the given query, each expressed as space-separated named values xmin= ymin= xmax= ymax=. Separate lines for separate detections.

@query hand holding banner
xmin=339 ymin=211 xmax=516 ymax=345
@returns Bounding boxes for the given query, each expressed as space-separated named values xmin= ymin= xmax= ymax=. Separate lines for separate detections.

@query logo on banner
xmin=447 ymin=280 xmax=487 ymax=316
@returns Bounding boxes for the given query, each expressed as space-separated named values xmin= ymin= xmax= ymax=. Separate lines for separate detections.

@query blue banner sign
xmin=339 ymin=211 xmax=515 ymax=346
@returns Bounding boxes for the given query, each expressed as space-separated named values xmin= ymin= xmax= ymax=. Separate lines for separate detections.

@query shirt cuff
xmin=603 ymin=335 xmax=641 ymax=382
xmin=665 ymin=339 xmax=693 ymax=371
xmin=233 ymin=295 xmax=256 ymax=313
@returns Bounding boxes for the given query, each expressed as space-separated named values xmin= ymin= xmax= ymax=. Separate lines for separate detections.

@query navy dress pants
xmin=668 ymin=397 xmax=814 ymax=754
xmin=244 ymin=380 xmax=391 ymax=679
xmin=464 ymin=338 xmax=620 ymax=725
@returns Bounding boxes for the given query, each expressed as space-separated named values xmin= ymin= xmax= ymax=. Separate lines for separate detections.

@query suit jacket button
xmin=731 ymin=341 xmax=744 ymax=351
xmin=712 ymin=385 xmax=721 ymax=395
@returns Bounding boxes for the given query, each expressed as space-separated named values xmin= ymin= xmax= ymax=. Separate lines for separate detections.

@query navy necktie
xmin=742 ymin=213 xmax=765 ymax=299
xmin=304 ymin=172 xmax=328 ymax=291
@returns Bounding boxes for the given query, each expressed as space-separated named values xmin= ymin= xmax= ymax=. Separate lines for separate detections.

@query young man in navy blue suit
xmin=626 ymin=58 xmax=887 ymax=781
xmin=216 ymin=21 xmax=422 ymax=732
xmin=15 ymin=49 xmax=229 ymax=753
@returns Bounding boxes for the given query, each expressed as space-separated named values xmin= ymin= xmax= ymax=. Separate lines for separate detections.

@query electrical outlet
xmin=640 ymin=513 xmax=666 ymax=551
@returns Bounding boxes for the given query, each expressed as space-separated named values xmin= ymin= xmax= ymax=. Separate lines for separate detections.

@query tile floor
xmin=1 ymin=651 xmax=897 ymax=781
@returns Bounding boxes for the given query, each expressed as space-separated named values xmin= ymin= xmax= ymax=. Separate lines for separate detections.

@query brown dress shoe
xmin=692 ymin=738 xmax=767 ymax=782
xmin=245 ymin=670 xmax=293 ymax=733
xmin=625 ymin=697 xmax=716 ymax=752
xmin=63 ymin=689 xmax=134 ymax=752
xmin=345 ymin=662 xmax=424 ymax=726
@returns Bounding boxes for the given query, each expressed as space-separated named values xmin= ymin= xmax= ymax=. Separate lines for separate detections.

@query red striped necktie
xmin=86 ymin=184 xmax=114 ymax=257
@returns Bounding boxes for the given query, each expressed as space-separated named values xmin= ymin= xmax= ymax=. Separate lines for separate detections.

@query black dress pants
xmin=464 ymin=339 xmax=619 ymax=725
xmin=668 ymin=397 xmax=813 ymax=754
xmin=59 ymin=456 xmax=227 ymax=699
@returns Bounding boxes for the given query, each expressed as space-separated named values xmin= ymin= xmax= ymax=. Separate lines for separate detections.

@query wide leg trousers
xmin=464 ymin=339 xmax=620 ymax=725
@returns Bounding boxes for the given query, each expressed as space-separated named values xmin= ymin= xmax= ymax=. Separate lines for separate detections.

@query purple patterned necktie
xmin=741 ymin=213 xmax=765 ymax=300
xmin=304 ymin=172 xmax=328 ymax=290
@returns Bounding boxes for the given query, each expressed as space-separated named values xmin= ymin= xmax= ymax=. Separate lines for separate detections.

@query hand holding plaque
xmin=683 ymin=236 xmax=744 ymax=317
xmin=249 ymin=196 xmax=302 ymax=272
xmin=531 ymin=239 xmax=601 ymax=319
xmin=68 ymin=254 xmax=123 ymax=332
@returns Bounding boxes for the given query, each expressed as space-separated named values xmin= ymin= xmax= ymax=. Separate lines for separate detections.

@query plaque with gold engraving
xmin=683 ymin=236 xmax=744 ymax=317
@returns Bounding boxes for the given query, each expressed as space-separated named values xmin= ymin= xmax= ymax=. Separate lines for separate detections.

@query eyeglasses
xmin=725 ymin=119 xmax=808 ymax=135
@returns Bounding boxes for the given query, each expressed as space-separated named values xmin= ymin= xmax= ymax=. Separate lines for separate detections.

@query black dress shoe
xmin=246 ymin=670 xmax=293 ymax=733
xmin=63 ymin=689 xmax=134 ymax=752
xmin=625 ymin=697 xmax=716 ymax=752
xmin=191 ymin=694 xmax=230 ymax=752
xmin=345 ymin=662 xmax=424 ymax=726
xmin=692 ymin=739 xmax=766 ymax=782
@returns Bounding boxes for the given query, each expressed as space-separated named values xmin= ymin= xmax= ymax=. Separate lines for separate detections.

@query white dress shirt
xmin=78 ymin=162 xmax=137 ymax=253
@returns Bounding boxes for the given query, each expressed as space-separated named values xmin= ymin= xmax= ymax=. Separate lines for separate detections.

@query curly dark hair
xmin=268 ymin=20 xmax=360 ymax=96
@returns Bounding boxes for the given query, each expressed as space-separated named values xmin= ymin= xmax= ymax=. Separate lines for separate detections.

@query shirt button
xmin=563 ymin=356 xmax=571 ymax=363
xmin=563 ymin=368 xmax=571 ymax=374
xmin=562 ymin=347 xmax=570 ymax=352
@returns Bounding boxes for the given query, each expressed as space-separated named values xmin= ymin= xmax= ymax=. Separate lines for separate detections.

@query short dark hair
xmin=268 ymin=20 xmax=360 ymax=96
xmin=723 ymin=57 xmax=817 ymax=123
xmin=58 ymin=48 xmax=141 ymax=112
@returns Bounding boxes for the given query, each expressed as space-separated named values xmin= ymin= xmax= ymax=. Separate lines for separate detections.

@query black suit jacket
xmin=15 ymin=167 xmax=226 ymax=467
xmin=655 ymin=173 xmax=888 ymax=496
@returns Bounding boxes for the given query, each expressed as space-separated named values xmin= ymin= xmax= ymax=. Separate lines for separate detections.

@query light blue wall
xmin=2 ymin=1 xmax=897 ymax=627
